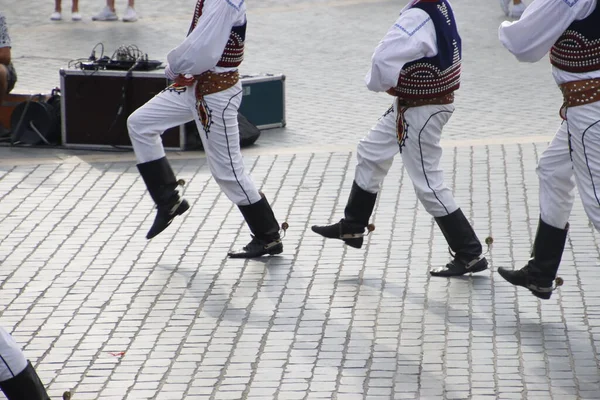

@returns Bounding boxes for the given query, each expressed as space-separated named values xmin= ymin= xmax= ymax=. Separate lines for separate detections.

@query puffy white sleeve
xmin=166 ymin=0 xmax=242 ymax=75
xmin=365 ymin=8 xmax=437 ymax=93
xmin=0 ymin=327 xmax=27 ymax=382
xmin=498 ymin=0 xmax=597 ymax=63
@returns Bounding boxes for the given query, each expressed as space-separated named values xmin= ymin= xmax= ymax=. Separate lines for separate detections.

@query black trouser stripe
xmin=578 ymin=116 xmax=600 ymax=207
xmin=417 ymin=110 xmax=453 ymax=215
xmin=0 ymin=354 xmax=16 ymax=378
xmin=222 ymin=89 xmax=252 ymax=205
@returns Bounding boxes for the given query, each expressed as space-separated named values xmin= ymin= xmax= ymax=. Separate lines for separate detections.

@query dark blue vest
xmin=393 ymin=0 xmax=462 ymax=99
xmin=550 ymin=4 xmax=600 ymax=73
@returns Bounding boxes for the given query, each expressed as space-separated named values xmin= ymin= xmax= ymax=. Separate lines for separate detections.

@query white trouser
xmin=127 ymin=81 xmax=261 ymax=206
xmin=538 ymin=101 xmax=600 ymax=231
xmin=355 ymin=100 xmax=458 ymax=217
xmin=0 ymin=328 xmax=27 ymax=382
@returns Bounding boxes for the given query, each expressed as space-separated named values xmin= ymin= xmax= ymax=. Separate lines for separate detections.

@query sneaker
xmin=71 ymin=12 xmax=82 ymax=21
xmin=122 ymin=6 xmax=138 ymax=22
xmin=498 ymin=0 xmax=510 ymax=16
xmin=50 ymin=11 xmax=62 ymax=21
xmin=509 ymin=2 xmax=526 ymax=18
xmin=92 ymin=6 xmax=118 ymax=21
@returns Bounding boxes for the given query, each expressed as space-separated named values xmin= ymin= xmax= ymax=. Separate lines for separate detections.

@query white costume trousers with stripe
xmin=355 ymin=100 xmax=458 ymax=217
xmin=127 ymin=81 xmax=261 ymax=206
xmin=538 ymin=102 xmax=600 ymax=231
xmin=0 ymin=327 xmax=27 ymax=382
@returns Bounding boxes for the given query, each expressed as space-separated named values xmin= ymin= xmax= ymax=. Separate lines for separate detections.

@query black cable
xmin=105 ymin=57 xmax=144 ymax=151
xmin=90 ymin=42 xmax=104 ymax=60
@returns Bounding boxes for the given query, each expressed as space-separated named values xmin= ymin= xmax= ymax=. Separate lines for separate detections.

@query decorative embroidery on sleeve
xmin=225 ymin=0 xmax=245 ymax=10
xmin=394 ymin=17 xmax=431 ymax=37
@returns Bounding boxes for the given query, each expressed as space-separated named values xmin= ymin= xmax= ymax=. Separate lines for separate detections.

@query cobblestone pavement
xmin=0 ymin=0 xmax=599 ymax=399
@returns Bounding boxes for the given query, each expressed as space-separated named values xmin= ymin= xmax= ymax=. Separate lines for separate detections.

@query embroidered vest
xmin=550 ymin=4 xmax=600 ymax=73
xmin=393 ymin=0 xmax=462 ymax=99
xmin=188 ymin=0 xmax=246 ymax=68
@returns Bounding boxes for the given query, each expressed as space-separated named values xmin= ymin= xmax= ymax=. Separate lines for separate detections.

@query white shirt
xmin=498 ymin=0 xmax=599 ymax=84
xmin=364 ymin=2 xmax=438 ymax=93
xmin=167 ymin=0 xmax=246 ymax=75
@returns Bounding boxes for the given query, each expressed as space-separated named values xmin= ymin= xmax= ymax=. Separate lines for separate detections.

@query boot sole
xmin=176 ymin=199 xmax=190 ymax=215
xmin=529 ymin=290 xmax=552 ymax=300
xmin=466 ymin=258 xmax=488 ymax=274
xmin=343 ymin=238 xmax=363 ymax=249
xmin=311 ymin=226 xmax=364 ymax=249
xmin=266 ymin=243 xmax=283 ymax=256
xmin=497 ymin=268 xmax=552 ymax=300
xmin=228 ymin=243 xmax=283 ymax=259
xmin=430 ymin=257 xmax=488 ymax=277
xmin=311 ymin=225 xmax=338 ymax=239
xmin=146 ymin=199 xmax=190 ymax=239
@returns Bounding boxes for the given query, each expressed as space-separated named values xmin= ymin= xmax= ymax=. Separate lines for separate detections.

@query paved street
xmin=0 ymin=0 xmax=599 ymax=399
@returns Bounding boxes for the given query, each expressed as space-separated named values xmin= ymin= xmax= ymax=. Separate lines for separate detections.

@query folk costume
xmin=312 ymin=0 xmax=488 ymax=277
xmin=127 ymin=0 xmax=284 ymax=258
xmin=0 ymin=328 xmax=50 ymax=400
xmin=498 ymin=0 xmax=600 ymax=299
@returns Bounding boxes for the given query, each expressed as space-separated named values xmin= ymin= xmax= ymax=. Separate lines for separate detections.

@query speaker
xmin=60 ymin=69 xmax=182 ymax=149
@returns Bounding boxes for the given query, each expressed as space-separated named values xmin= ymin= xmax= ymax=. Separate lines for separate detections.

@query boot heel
xmin=146 ymin=199 xmax=190 ymax=239
xmin=176 ymin=199 xmax=190 ymax=215
xmin=343 ymin=238 xmax=364 ymax=249
xmin=531 ymin=290 xmax=552 ymax=300
xmin=267 ymin=242 xmax=283 ymax=255
xmin=466 ymin=257 xmax=488 ymax=273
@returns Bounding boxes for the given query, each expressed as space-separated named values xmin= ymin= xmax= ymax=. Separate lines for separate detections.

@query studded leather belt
xmin=559 ymin=78 xmax=600 ymax=119
xmin=193 ymin=70 xmax=239 ymax=97
xmin=386 ymin=90 xmax=454 ymax=107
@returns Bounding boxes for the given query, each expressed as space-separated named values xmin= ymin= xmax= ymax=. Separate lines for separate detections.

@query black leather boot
xmin=228 ymin=195 xmax=284 ymax=258
xmin=0 ymin=361 xmax=50 ymax=400
xmin=498 ymin=218 xmax=568 ymax=300
xmin=138 ymin=157 xmax=190 ymax=239
xmin=311 ymin=181 xmax=377 ymax=249
xmin=430 ymin=208 xmax=488 ymax=277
